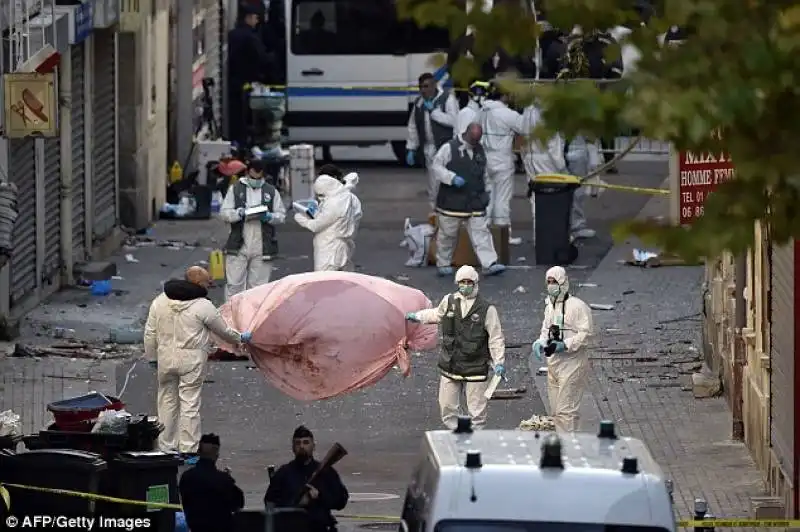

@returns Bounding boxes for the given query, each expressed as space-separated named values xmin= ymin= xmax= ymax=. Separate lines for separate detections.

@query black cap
xmin=240 ymin=2 xmax=262 ymax=16
xmin=200 ymin=433 xmax=221 ymax=446
xmin=293 ymin=425 xmax=314 ymax=440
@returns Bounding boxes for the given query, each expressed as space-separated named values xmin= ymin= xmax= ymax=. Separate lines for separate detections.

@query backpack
xmin=557 ymin=30 xmax=617 ymax=80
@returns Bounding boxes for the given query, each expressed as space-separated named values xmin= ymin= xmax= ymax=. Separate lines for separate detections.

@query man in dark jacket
xmin=227 ymin=4 xmax=275 ymax=146
xmin=265 ymin=426 xmax=349 ymax=532
xmin=179 ymin=433 xmax=245 ymax=532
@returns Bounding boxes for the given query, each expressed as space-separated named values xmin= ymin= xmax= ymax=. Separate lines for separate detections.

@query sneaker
xmin=509 ymin=236 xmax=523 ymax=245
xmin=572 ymin=228 xmax=596 ymax=240
xmin=437 ymin=266 xmax=454 ymax=277
xmin=484 ymin=263 xmax=506 ymax=276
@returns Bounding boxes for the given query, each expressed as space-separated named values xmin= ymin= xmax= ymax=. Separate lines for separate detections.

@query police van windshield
xmin=434 ymin=522 xmax=672 ymax=532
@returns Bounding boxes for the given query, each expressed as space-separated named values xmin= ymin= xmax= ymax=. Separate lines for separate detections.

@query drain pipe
xmin=59 ymin=48 xmax=74 ymax=284
xmin=732 ymin=253 xmax=747 ymax=440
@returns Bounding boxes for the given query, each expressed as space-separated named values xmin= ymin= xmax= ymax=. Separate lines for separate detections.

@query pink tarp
xmin=215 ymin=271 xmax=438 ymax=400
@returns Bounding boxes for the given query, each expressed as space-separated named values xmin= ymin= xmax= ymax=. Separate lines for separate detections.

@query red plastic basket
xmin=47 ymin=392 xmax=126 ymax=432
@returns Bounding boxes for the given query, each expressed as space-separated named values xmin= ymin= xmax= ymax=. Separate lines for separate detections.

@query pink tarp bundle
xmin=215 ymin=271 xmax=438 ymax=400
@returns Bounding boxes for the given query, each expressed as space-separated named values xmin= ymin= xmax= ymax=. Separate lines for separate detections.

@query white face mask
xmin=547 ymin=284 xmax=561 ymax=297
xmin=247 ymin=177 xmax=264 ymax=188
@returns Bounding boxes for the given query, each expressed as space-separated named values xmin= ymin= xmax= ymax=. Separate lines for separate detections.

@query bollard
xmin=693 ymin=498 xmax=715 ymax=532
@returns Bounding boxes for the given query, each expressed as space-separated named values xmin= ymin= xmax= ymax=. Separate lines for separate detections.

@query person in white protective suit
xmin=220 ymin=159 xmax=287 ymax=300
xmin=524 ymin=266 xmax=593 ymax=432
xmin=294 ymin=174 xmax=362 ymax=271
xmin=456 ymin=80 xmax=490 ymax=136
xmin=477 ymin=83 xmax=525 ymax=245
xmin=405 ymin=72 xmax=460 ymax=210
xmin=144 ymin=266 xmax=253 ymax=456
xmin=431 ymin=123 xmax=506 ymax=277
xmin=520 ymin=104 xmax=604 ymax=240
xmin=405 ymin=265 xmax=506 ymax=429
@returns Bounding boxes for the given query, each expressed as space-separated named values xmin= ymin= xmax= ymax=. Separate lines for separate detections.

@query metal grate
xmin=71 ymin=42 xmax=87 ymax=263
xmin=9 ymin=137 xmax=37 ymax=307
xmin=92 ymin=30 xmax=118 ymax=240
xmin=43 ymin=137 xmax=62 ymax=282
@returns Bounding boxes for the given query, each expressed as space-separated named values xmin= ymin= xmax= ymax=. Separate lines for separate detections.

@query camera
xmin=544 ymin=324 xmax=562 ymax=357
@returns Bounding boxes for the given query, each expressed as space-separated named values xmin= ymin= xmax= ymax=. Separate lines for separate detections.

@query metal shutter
xmin=770 ymin=243 xmax=795 ymax=478
xmin=9 ymin=138 xmax=37 ymax=307
xmin=204 ymin=0 xmax=224 ymax=125
xmin=92 ymin=30 xmax=117 ymax=240
xmin=43 ymin=137 xmax=62 ymax=281
xmin=71 ymin=43 xmax=87 ymax=262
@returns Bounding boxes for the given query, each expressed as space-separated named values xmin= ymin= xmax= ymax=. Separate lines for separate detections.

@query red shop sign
xmin=678 ymin=150 xmax=735 ymax=224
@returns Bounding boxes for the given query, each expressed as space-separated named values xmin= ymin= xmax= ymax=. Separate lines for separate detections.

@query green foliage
xmin=397 ymin=0 xmax=800 ymax=259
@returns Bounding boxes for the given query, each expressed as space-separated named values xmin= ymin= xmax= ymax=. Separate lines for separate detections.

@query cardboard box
xmin=427 ymin=215 xmax=510 ymax=267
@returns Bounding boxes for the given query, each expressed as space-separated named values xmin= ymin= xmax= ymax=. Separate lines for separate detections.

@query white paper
xmin=484 ymin=374 xmax=502 ymax=399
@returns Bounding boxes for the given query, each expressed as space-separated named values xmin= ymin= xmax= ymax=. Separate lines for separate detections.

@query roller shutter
xmin=770 ymin=244 xmax=794 ymax=479
xmin=8 ymin=138 xmax=37 ymax=307
xmin=204 ymin=0 xmax=224 ymax=125
xmin=71 ymin=43 xmax=87 ymax=262
xmin=92 ymin=30 xmax=118 ymax=240
xmin=43 ymin=137 xmax=62 ymax=282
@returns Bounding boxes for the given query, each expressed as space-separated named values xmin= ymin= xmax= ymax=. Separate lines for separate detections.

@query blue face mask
xmin=547 ymin=284 xmax=560 ymax=297
xmin=458 ymin=284 xmax=474 ymax=296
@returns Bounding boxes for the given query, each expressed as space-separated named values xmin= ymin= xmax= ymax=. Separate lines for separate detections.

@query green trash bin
xmin=98 ymin=451 xmax=182 ymax=532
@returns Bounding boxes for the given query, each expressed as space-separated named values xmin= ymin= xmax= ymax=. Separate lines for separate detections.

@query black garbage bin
xmin=532 ymin=181 xmax=580 ymax=265
xmin=0 ymin=448 xmax=107 ymax=517
xmin=98 ymin=451 xmax=182 ymax=532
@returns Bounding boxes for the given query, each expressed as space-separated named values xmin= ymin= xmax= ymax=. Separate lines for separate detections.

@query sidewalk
xmin=535 ymin=191 xmax=765 ymax=519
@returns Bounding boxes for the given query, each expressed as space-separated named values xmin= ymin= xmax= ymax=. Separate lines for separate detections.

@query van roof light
xmin=621 ymin=457 xmax=639 ymax=474
xmin=454 ymin=416 xmax=473 ymax=434
xmin=465 ymin=450 xmax=482 ymax=469
xmin=539 ymin=434 xmax=564 ymax=469
xmin=598 ymin=420 xmax=617 ymax=439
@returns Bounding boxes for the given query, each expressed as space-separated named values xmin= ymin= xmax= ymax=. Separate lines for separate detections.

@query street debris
xmin=513 ymin=285 xmax=527 ymax=294
xmin=692 ymin=365 xmax=722 ymax=398
xmin=124 ymin=253 xmax=139 ymax=263
xmin=624 ymin=249 xmax=697 ymax=268
xmin=12 ymin=342 xmax=135 ymax=359
xmin=519 ymin=415 xmax=556 ymax=431
xmin=394 ymin=275 xmax=410 ymax=282
xmin=517 ymin=257 xmax=527 ymax=262
xmin=108 ymin=327 xmax=144 ymax=345
xmin=53 ymin=327 xmax=76 ymax=339
xmin=578 ymin=283 xmax=597 ymax=288
xmin=589 ymin=303 xmax=615 ymax=311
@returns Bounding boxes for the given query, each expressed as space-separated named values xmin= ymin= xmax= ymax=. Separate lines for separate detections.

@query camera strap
xmin=554 ymin=293 xmax=569 ymax=328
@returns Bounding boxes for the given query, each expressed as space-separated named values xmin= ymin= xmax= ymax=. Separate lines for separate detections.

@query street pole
xmin=175 ymin=0 xmax=194 ymax=170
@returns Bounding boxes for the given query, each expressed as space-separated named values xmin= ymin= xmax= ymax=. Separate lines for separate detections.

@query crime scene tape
xmin=534 ymin=173 xmax=669 ymax=196
xmin=15 ymin=483 xmax=794 ymax=526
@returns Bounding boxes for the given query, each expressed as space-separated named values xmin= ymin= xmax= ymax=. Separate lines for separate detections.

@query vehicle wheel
xmin=391 ymin=141 xmax=407 ymax=165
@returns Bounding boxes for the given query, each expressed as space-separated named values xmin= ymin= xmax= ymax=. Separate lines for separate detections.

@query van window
xmin=434 ymin=522 xmax=672 ymax=532
xmin=290 ymin=0 xmax=403 ymax=55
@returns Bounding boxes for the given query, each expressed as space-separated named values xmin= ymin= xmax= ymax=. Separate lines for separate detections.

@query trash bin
xmin=0 ymin=448 xmax=107 ymax=517
xmin=98 ymin=451 xmax=182 ymax=532
xmin=38 ymin=425 xmax=128 ymax=456
xmin=532 ymin=181 xmax=580 ymax=265
xmin=47 ymin=392 xmax=125 ymax=432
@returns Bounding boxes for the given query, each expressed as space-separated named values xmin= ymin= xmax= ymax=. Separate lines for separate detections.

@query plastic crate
xmin=47 ymin=392 xmax=125 ymax=431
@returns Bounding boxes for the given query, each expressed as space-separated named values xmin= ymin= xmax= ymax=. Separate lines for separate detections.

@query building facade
xmin=0 ymin=0 xmax=170 ymax=320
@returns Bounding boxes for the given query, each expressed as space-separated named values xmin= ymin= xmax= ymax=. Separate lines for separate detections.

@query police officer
xmin=406 ymin=265 xmax=506 ymax=430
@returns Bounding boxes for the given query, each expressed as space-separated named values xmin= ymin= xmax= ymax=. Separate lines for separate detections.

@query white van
xmin=283 ymin=0 xmax=451 ymax=161
xmin=399 ymin=418 xmax=676 ymax=532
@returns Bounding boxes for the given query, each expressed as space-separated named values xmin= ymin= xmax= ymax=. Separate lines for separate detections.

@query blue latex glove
xmin=236 ymin=207 xmax=246 ymax=219
xmin=261 ymin=212 xmax=273 ymax=223
xmin=494 ymin=364 xmax=505 ymax=377
xmin=423 ymin=100 xmax=435 ymax=111
xmin=148 ymin=360 xmax=158 ymax=369
xmin=307 ymin=204 xmax=318 ymax=217
xmin=405 ymin=312 xmax=420 ymax=323
xmin=532 ymin=340 xmax=544 ymax=362
xmin=406 ymin=150 xmax=415 ymax=166
xmin=553 ymin=341 xmax=567 ymax=353
xmin=241 ymin=331 xmax=253 ymax=343
xmin=452 ymin=175 xmax=466 ymax=188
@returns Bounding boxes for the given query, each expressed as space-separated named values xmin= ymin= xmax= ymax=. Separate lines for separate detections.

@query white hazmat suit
xmin=220 ymin=176 xmax=287 ymax=300
xmin=532 ymin=266 xmax=593 ymax=432
xmin=406 ymin=89 xmax=459 ymax=210
xmin=478 ymin=99 xmax=525 ymax=227
xmin=410 ymin=266 xmax=505 ymax=429
xmin=294 ymin=174 xmax=363 ymax=271
xmin=144 ymin=279 xmax=242 ymax=453
xmin=457 ymin=99 xmax=482 ymax=136
xmin=521 ymin=105 xmax=602 ymax=240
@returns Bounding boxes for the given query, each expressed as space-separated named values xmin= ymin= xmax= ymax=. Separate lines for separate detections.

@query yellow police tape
xmin=534 ymin=173 xmax=669 ymax=196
